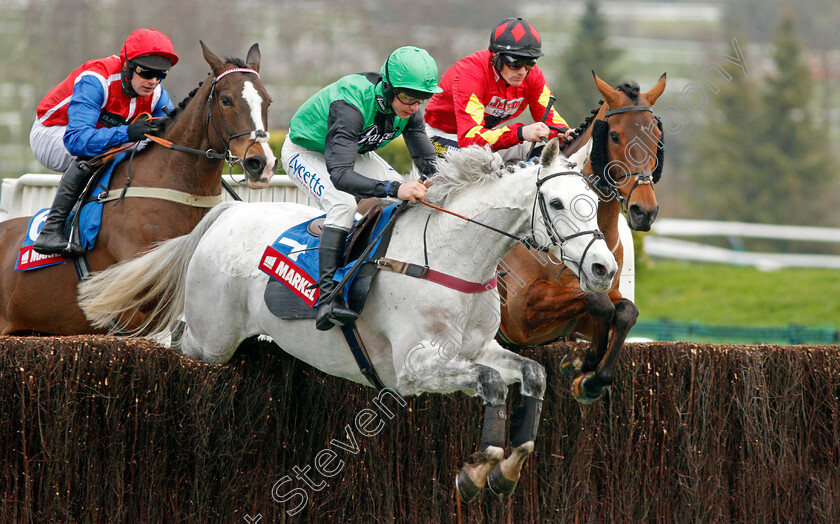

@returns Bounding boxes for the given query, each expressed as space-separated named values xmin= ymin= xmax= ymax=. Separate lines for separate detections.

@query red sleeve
xmin=525 ymin=67 xmax=569 ymax=138
xmin=450 ymin=61 xmax=524 ymax=151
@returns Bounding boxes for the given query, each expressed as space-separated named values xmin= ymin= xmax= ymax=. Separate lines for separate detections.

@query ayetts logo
xmin=287 ymin=154 xmax=324 ymax=198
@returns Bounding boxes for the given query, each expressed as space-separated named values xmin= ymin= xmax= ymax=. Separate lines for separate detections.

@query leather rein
xmin=417 ymin=168 xmax=604 ymax=278
xmin=98 ymin=66 xmax=266 ymax=207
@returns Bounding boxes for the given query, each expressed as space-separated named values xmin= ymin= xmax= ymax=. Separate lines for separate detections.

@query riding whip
xmin=527 ymin=95 xmax=556 ymax=159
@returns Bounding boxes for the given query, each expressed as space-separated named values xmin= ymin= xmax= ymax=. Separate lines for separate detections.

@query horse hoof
xmin=571 ymin=372 xmax=604 ymax=404
xmin=560 ymin=353 xmax=583 ymax=376
xmin=456 ymin=470 xmax=482 ymax=504
xmin=486 ymin=463 xmax=518 ymax=498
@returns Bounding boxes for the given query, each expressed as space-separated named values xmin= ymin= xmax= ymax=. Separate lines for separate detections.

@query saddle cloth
xmin=261 ymin=203 xmax=397 ymax=320
xmin=15 ymin=154 xmax=124 ymax=271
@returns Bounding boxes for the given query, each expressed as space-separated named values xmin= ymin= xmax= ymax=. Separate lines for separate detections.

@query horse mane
xmin=616 ymin=81 xmax=641 ymax=102
xmin=560 ymin=80 xmax=641 ymax=152
xmin=423 ymin=146 xmax=506 ymax=207
xmin=154 ymin=57 xmax=249 ymax=134
xmin=155 ymin=83 xmax=203 ymax=134
xmin=223 ymin=57 xmax=247 ymax=68
xmin=561 ymin=100 xmax=604 ymax=152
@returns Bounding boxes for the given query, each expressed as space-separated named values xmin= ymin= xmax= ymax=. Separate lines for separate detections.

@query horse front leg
xmin=573 ymin=297 xmax=638 ymax=404
xmin=569 ymin=292 xmax=613 ymax=403
xmin=470 ymin=343 xmax=546 ymax=499
xmin=398 ymin=341 xmax=511 ymax=504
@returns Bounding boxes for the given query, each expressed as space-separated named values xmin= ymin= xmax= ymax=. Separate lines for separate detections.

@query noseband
xmin=524 ymin=170 xmax=605 ymax=274
xmin=206 ymin=67 xmax=268 ymax=170
xmin=590 ymin=105 xmax=664 ymax=213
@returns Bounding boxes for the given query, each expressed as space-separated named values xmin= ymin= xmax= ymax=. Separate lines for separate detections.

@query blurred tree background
xmin=1 ymin=0 xmax=838 ymax=228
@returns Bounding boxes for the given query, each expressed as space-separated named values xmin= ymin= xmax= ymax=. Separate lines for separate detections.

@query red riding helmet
xmin=489 ymin=18 xmax=544 ymax=59
xmin=120 ymin=28 xmax=179 ymax=70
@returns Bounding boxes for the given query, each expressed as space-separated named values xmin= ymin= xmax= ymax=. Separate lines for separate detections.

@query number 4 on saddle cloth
xmin=260 ymin=203 xmax=396 ymax=320
xmin=15 ymin=154 xmax=128 ymax=272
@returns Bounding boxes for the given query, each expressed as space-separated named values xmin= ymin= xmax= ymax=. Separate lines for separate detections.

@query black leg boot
xmin=33 ymin=160 xmax=91 ymax=257
xmin=315 ymin=226 xmax=359 ymax=331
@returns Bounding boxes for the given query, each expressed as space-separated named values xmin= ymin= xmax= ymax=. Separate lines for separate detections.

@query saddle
xmin=15 ymin=157 xmax=118 ymax=272
xmin=304 ymin=198 xmax=385 ymax=264
xmin=263 ymin=200 xmax=394 ymax=320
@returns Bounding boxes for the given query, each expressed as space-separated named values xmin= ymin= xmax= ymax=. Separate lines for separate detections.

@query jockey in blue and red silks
xmin=30 ymin=28 xmax=179 ymax=257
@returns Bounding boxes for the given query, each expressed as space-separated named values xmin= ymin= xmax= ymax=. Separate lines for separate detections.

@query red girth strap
xmin=374 ymin=257 xmax=497 ymax=294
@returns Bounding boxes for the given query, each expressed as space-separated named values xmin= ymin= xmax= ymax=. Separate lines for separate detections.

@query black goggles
xmin=501 ymin=54 xmax=537 ymax=71
xmin=133 ymin=64 xmax=168 ymax=80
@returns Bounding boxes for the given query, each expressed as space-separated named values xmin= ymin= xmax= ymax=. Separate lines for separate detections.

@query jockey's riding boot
xmin=33 ymin=160 xmax=90 ymax=257
xmin=315 ymin=226 xmax=359 ymax=331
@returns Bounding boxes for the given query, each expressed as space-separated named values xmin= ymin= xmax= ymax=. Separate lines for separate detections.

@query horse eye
xmin=550 ymin=198 xmax=564 ymax=210
xmin=610 ymin=131 xmax=621 ymax=144
xmin=220 ymin=96 xmax=234 ymax=107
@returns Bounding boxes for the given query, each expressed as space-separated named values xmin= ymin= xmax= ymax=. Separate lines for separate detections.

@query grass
xmin=634 ymin=260 xmax=840 ymax=328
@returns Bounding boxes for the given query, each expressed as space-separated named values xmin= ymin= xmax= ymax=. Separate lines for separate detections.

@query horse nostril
xmin=629 ymin=204 xmax=645 ymax=219
xmin=244 ymin=156 xmax=267 ymax=176
xmin=592 ymin=263 xmax=607 ymax=278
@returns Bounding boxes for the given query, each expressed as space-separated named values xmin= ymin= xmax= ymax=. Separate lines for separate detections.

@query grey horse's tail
xmin=77 ymin=201 xmax=240 ymax=337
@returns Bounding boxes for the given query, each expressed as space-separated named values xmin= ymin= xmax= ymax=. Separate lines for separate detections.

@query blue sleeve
xmin=63 ymin=76 xmax=130 ymax=158
xmin=152 ymin=87 xmax=174 ymax=117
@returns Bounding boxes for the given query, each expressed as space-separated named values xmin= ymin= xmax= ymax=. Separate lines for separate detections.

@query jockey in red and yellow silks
xmin=424 ymin=18 xmax=571 ymax=161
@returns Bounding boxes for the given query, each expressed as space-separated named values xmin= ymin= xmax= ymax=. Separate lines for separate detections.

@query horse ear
xmin=592 ymin=71 xmax=621 ymax=109
xmin=200 ymin=40 xmax=226 ymax=76
xmin=645 ymin=73 xmax=667 ymax=106
xmin=541 ymin=137 xmax=559 ymax=168
xmin=567 ymin=137 xmax=593 ymax=169
xmin=246 ymin=43 xmax=261 ymax=73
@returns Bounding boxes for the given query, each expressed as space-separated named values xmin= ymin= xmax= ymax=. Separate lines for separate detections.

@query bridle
xmin=590 ymin=105 xmax=664 ymax=213
xmin=94 ymin=66 xmax=270 ymax=207
xmin=418 ymin=167 xmax=604 ymax=272
xmin=204 ymin=67 xmax=268 ymax=171
xmin=526 ymin=169 xmax=604 ymax=274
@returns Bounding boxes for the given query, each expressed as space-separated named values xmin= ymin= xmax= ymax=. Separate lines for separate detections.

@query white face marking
xmin=241 ymin=81 xmax=265 ymax=133
xmin=241 ymin=80 xmax=277 ymax=173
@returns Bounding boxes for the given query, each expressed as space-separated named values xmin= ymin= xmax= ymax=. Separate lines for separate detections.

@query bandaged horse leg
xmin=573 ymin=297 xmax=638 ymax=404
xmin=487 ymin=395 xmax=543 ymax=497
xmin=472 ymin=343 xmax=547 ymax=499
xmin=456 ymin=401 xmax=507 ymax=503
xmin=398 ymin=342 xmax=511 ymax=504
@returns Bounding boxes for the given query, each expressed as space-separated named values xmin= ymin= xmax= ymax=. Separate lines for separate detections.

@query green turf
xmin=634 ymin=260 xmax=840 ymax=328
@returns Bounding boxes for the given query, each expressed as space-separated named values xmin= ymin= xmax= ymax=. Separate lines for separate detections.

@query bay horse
xmin=0 ymin=41 xmax=276 ymax=335
xmin=497 ymin=72 xmax=666 ymax=404
xmin=77 ymin=142 xmax=617 ymax=503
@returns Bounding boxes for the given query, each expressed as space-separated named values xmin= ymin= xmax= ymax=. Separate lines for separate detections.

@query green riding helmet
xmin=380 ymin=46 xmax=443 ymax=99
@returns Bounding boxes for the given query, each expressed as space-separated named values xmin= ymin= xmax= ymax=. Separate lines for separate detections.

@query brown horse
xmin=498 ymin=72 xmax=666 ymax=403
xmin=0 ymin=42 xmax=276 ymax=335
